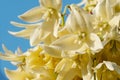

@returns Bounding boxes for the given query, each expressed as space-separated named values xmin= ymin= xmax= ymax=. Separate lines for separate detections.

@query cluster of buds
xmin=0 ymin=0 xmax=120 ymax=80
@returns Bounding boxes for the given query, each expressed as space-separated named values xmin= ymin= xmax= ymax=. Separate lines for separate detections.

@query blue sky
xmin=0 ymin=0 xmax=81 ymax=79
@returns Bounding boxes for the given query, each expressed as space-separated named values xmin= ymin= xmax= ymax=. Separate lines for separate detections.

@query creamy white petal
xmin=55 ymin=59 xmax=81 ymax=80
xmin=93 ymin=0 xmax=106 ymax=18
xmin=57 ymin=68 xmax=81 ymax=80
xmin=53 ymin=20 xmax=60 ymax=37
xmin=19 ymin=7 xmax=46 ymax=23
xmin=109 ymin=15 xmax=120 ymax=26
xmin=94 ymin=63 xmax=104 ymax=71
xmin=95 ymin=61 xmax=120 ymax=74
xmin=103 ymin=61 xmax=115 ymax=71
xmin=41 ymin=33 xmax=56 ymax=45
xmin=55 ymin=58 xmax=75 ymax=73
xmin=30 ymin=28 xmax=42 ymax=46
xmin=104 ymin=61 xmax=120 ymax=74
xmin=5 ymin=68 xmax=33 ymax=80
xmin=0 ymin=45 xmax=25 ymax=62
xmin=44 ymin=45 xmax=61 ymax=58
xmin=87 ymin=33 xmax=103 ymax=52
xmin=70 ymin=5 xmax=86 ymax=32
xmin=74 ymin=43 xmax=88 ymax=54
xmin=93 ymin=0 xmax=113 ymax=20
xmin=2 ymin=44 xmax=14 ymax=55
xmin=32 ymin=68 xmax=56 ymax=80
xmin=66 ymin=14 xmax=80 ymax=33
xmin=30 ymin=28 xmax=50 ymax=46
xmin=55 ymin=0 xmax=62 ymax=10
xmin=40 ymin=19 xmax=55 ymax=32
xmin=10 ymin=21 xmax=41 ymax=28
xmin=52 ymin=34 xmax=81 ymax=50
xmin=40 ymin=0 xmax=62 ymax=10
xmin=40 ymin=0 xmax=53 ymax=8
xmin=0 ymin=53 xmax=25 ymax=62
xmin=80 ymin=11 xmax=94 ymax=32
xmin=69 ymin=4 xmax=93 ymax=33
xmin=106 ymin=0 xmax=113 ymax=20
xmin=8 ymin=28 xmax=34 ymax=39
xmin=15 ymin=47 xmax=23 ymax=55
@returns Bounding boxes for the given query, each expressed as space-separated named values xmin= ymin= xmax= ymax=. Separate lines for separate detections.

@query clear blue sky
xmin=0 ymin=0 xmax=81 ymax=79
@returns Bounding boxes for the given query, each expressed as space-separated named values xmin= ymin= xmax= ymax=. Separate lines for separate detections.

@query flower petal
xmin=0 ymin=45 xmax=25 ymax=62
xmin=55 ymin=59 xmax=81 ymax=80
xmin=10 ymin=21 xmax=41 ymax=28
xmin=106 ymin=0 xmax=113 ymax=19
xmin=5 ymin=68 xmax=33 ymax=80
xmin=0 ymin=53 xmax=25 ymax=62
xmin=30 ymin=27 xmax=50 ymax=46
xmin=8 ymin=29 xmax=34 ymax=39
xmin=87 ymin=33 xmax=103 ymax=52
xmin=95 ymin=61 xmax=120 ymax=74
xmin=44 ymin=45 xmax=61 ymax=58
xmin=93 ymin=0 xmax=113 ymax=20
xmin=40 ymin=0 xmax=62 ymax=10
xmin=103 ymin=61 xmax=114 ymax=71
xmin=52 ymin=34 xmax=80 ymax=50
xmin=2 ymin=44 xmax=14 ymax=55
xmin=19 ymin=7 xmax=46 ymax=23
xmin=57 ymin=68 xmax=81 ymax=80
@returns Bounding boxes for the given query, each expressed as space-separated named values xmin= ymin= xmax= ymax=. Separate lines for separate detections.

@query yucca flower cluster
xmin=0 ymin=0 xmax=120 ymax=80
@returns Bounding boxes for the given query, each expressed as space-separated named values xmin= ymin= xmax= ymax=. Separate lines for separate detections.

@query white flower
xmin=55 ymin=58 xmax=82 ymax=80
xmin=0 ymin=45 xmax=25 ymax=63
xmin=5 ymin=68 xmax=33 ymax=80
xmin=95 ymin=16 xmax=120 ymax=66
xmin=93 ymin=0 xmax=113 ymax=20
xmin=50 ymin=5 xmax=103 ymax=54
xmin=92 ymin=0 xmax=120 ymax=43
xmin=1 ymin=0 xmax=120 ymax=80
xmin=9 ymin=0 xmax=62 ymax=46
xmin=94 ymin=61 xmax=120 ymax=80
xmin=19 ymin=0 xmax=62 ymax=23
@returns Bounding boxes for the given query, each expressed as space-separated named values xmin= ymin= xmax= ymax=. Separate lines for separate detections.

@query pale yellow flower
xmin=5 ymin=66 xmax=57 ymax=80
xmin=94 ymin=61 xmax=120 ymax=80
xmin=5 ymin=68 xmax=33 ymax=80
xmin=93 ymin=0 xmax=113 ymax=20
xmin=0 ymin=45 xmax=61 ymax=80
xmin=19 ymin=0 xmax=62 ymax=23
xmin=0 ymin=45 xmax=25 ymax=63
xmin=43 ymin=45 xmax=62 ymax=58
xmin=50 ymin=4 xmax=103 ymax=54
xmin=23 ymin=46 xmax=60 ymax=80
xmin=9 ymin=0 xmax=62 ymax=46
xmin=55 ymin=58 xmax=82 ymax=80
xmin=31 ymin=68 xmax=57 ymax=80
xmin=92 ymin=0 xmax=120 ymax=41
xmin=1 ymin=0 xmax=120 ymax=80
xmin=18 ymin=46 xmax=60 ymax=72
xmin=79 ymin=53 xmax=94 ymax=80
xmin=95 ymin=15 xmax=120 ymax=66
xmin=93 ymin=0 xmax=120 ymax=18
xmin=92 ymin=0 xmax=112 ymax=37
xmin=96 ymin=33 xmax=120 ymax=66
xmin=106 ymin=15 xmax=120 ymax=42
xmin=24 ymin=46 xmax=44 ymax=71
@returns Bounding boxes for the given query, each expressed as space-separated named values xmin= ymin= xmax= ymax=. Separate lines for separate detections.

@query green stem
xmin=60 ymin=5 xmax=69 ymax=27
xmin=61 ymin=14 xmax=65 ymax=26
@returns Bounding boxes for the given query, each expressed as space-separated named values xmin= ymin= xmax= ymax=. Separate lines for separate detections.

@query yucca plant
xmin=0 ymin=0 xmax=120 ymax=80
